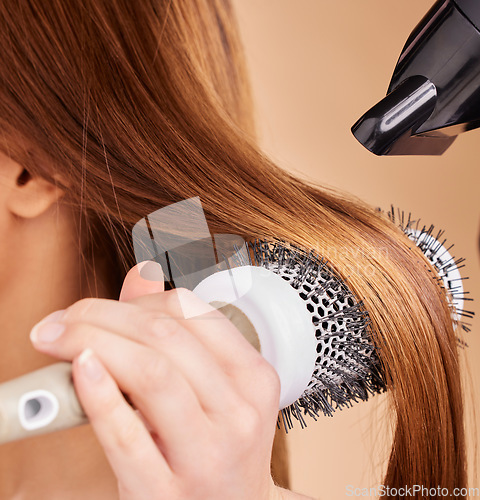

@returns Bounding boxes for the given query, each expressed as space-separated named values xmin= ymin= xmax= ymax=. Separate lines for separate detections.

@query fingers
xmin=32 ymin=314 xmax=244 ymax=418
xmin=60 ymin=289 xmax=261 ymax=370
xmin=119 ymin=261 xmax=164 ymax=302
xmin=34 ymin=289 xmax=279 ymax=412
xmin=32 ymin=323 xmax=211 ymax=467
xmin=72 ymin=349 xmax=171 ymax=494
xmin=29 ymin=263 xmax=282 ymax=499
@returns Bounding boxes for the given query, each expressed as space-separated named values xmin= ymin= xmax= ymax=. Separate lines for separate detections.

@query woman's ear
xmin=7 ymin=168 xmax=65 ymax=219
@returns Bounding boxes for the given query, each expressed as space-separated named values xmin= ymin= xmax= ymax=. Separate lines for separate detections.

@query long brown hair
xmin=0 ymin=0 xmax=467 ymax=495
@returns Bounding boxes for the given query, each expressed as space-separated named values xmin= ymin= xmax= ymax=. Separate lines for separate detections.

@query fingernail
xmin=78 ymin=349 xmax=104 ymax=382
xmin=138 ymin=260 xmax=164 ymax=282
xmin=29 ymin=309 xmax=66 ymax=343
xmin=30 ymin=322 xmax=66 ymax=343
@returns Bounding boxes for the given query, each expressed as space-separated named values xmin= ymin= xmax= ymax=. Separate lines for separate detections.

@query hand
xmin=30 ymin=262 xmax=282 ymax=500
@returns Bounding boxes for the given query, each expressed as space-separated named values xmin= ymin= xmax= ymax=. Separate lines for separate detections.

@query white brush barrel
xmin=193 ymin=265 xmax=317 ymax=409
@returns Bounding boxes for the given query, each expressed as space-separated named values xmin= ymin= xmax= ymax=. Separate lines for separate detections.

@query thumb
xmin=119 ymin=261 xmax=165 ymax=302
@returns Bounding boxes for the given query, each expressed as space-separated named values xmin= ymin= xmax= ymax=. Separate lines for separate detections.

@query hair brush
xmin=0 ymin=223 xmax=468 ymax=444
xmin=193 ymin=239 xmax=385 ymax=430
xmin=387 ymin=206 xmax=474 ymax=335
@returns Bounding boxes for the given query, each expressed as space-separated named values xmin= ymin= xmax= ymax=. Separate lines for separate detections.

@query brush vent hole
xmin=25 ymin=399 xmax=42 ymax=419
xmin=18 ymin=390 xmax=60 ymax=431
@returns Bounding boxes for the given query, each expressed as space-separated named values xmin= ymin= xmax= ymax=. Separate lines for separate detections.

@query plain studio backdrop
xmin=232 ymin=1 xmax=480 ymax=498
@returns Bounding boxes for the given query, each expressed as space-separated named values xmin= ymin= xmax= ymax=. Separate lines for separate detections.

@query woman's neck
xmin=0 ymin=211 xmax=118 ymax=498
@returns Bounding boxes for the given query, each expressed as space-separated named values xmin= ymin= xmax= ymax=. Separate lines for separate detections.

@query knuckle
xmin=86 ymin=388 xmax=124 ymax=432
xmin=261 ymin=361 xmax=281 ymax=393
xmin=248 ymin=357 xmax=281 ymax=409
xmin=96 ymin=391 xmax=121 ymax=418
xmin=138 ymin=354 xmax=170 ymax=392
xmin=127 ymin=303 xmax=185 ymax=345
xmin=148 ymin=314 xmax=182 ymax=342
xmin=64 ymin=297 xmax=97 ymax=320
xmin=232 ymin=404 xmax=262 ymax=440
xmin=109 ymin=407 xmax=144 ymax=453
xmin=254 ymin=354 xmax=277 ymax=378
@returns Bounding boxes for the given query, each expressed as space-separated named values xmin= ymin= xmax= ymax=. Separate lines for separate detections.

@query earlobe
xmin=8 ymin=168 xmax=65 ymax=219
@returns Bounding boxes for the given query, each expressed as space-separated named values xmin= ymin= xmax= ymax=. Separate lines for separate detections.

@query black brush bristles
xmin=236 ymin=239 xmax=386 ymax=430
xmin=387 ymin=206 xmax=474 ymax=337
xmin=226 ymin=210 xmax=472 ymax=429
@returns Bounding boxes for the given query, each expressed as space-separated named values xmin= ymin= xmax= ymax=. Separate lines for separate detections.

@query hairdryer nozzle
xmin=352 ymin=0 xmax=480 ymax=156
xmin=351 ymin=76 xmax=454 ymax=156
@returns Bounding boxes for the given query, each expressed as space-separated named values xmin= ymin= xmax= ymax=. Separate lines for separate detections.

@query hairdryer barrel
xmin=352 ymin=0 xmax=480 ymax=156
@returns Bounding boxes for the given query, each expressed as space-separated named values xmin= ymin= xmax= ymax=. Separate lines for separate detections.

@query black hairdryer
xmin=352 ymin=0 xmax=480 ymax=156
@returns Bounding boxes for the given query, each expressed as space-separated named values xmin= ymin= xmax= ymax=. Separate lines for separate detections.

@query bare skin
xmin=0 ymin=151 xmax=314 ymax=499
xmin=0 ymin=152 xmax=118 ymax=499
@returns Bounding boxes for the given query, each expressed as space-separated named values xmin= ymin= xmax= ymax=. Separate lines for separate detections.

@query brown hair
xmin=0 ymin=0 xmax=467 ymax=495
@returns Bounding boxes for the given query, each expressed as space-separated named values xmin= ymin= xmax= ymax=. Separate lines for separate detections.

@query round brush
xmin=0 ymin=228 xmax=468 ymax=444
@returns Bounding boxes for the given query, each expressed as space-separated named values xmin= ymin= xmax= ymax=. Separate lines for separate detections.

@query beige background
xmin=232 ymin=1 xmax=480 ymax=498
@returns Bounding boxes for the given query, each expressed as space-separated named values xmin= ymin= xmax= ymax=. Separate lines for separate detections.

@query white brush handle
xmin=0 ymin=362 xmax=86 ymax=445
xmin=0 ymin=265 xmax=316 ymax=444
